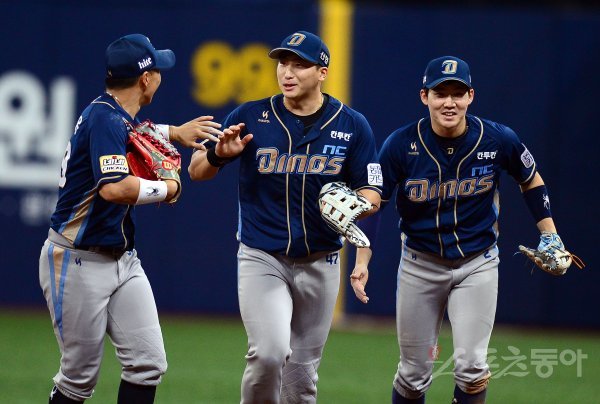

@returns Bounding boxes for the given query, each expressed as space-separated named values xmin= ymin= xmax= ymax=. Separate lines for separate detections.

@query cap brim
xmin=425 ymin=77 xmax=471 ymax=89
xmin=155 ymin=49 xmax=176 ymax=70
xmin=268 ymin=48 xmax=318 ymax=65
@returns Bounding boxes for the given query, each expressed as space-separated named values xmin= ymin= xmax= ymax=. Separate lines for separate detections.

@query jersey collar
xmin=99 ymin=92 xmax=135 ymax=123
xmin=272 ymin=93 xmax=343 ymax=146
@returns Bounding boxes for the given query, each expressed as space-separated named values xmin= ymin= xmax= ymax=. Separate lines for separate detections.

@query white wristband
xmin=156 ymin=124 xmax=170 ymax=140
xmin=135 ymin=178 xmax=168 ymax=205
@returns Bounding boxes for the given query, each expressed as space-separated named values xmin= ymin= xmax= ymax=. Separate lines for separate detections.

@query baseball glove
xmin=518 ymin=232 xmax=585 ymax=276
xmin=126 ymin=120 xmax=182 ymax=203
xmin=318 ymin=182 xmax=373 ymax=248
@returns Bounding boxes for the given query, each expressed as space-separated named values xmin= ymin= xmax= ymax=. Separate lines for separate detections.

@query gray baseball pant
xmin=393 ymin=243 xmax=499 ymax=399
xmin=237 ymin=243 xmax=340 ymax=404
xmin=39 ymin=230 xmax=167 ymax=401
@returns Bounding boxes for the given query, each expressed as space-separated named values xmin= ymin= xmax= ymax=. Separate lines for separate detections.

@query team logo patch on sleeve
xmin=520 ymin=146 xmax=535 ymax=168
xmin=99 ymin=155 xmax=129 ymax=174
xmin=367 ymin=163 xmax=383 ymax=186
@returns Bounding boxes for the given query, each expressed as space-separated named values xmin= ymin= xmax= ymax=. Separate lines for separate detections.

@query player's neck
xmin=431 ymin=119 xmax=468 ymax=139
xmin=283 ymin=92 xmax=324 ymax=116
xmin=105 ymin=89 xmax=141 ymax=119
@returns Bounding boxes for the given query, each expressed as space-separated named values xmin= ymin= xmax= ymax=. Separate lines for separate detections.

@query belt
xmin=47 ymin=229 xmax=130 ymax=258
xmin=82 ymin=245 xmax=129 ymax=258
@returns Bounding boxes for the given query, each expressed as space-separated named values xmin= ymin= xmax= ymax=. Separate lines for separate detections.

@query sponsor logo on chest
xmin=477 ymin=150 xmax=497 ymax=160
xmin=258 ymin=110 xmax=270 ymax=123
xmin=408 ymin=142 xmax=419 ymax=156
xmin=330 ymin=130 xmax=352 ymax=141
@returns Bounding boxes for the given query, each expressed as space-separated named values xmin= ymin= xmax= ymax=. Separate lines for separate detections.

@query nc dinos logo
xmin=442 ymin=60 xmax=458 ymax=74
xmin=287 ymin=33 xmax=306 ymax=46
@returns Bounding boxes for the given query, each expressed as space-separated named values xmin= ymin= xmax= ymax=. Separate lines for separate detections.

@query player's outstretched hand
xmin=215 ymin=123 xmax=253 ymax=159
xmin=350 ymin=264 xmax=369 ymax=304
xmin=170 ymin=116 xmax=224 ymax=150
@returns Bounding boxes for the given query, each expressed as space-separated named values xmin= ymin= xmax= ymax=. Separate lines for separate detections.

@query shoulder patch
xmin=520 ymin=146 xmax=535 ymax=168
xmin=99 ymin=155 xmax=129 ymax=174
xmin=367 ymin=163 xmax=383 ymax=186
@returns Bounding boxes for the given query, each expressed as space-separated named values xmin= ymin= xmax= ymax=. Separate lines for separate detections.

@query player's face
xmin=140 ymin=70 xmax=162 ymax=106
xmin=277 ymin=54 xmax=327 ymax=102
xmin=421 ymin=81 xmax=474 ymax=137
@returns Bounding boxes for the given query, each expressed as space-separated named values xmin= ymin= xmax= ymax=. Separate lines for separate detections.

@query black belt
xmin=83 ymin=245 xmax=129 ymax=258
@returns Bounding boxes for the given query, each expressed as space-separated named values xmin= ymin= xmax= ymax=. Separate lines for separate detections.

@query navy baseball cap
xmin=268 ymin=31 xmax=330 ymax=67
xmin=422 ymin=56 xmax=472 ymax=89
xmin=105 ymin=34 xmax=176 ymax=79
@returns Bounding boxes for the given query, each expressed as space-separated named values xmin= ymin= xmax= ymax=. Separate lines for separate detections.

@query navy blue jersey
xmin=50 ymin=93 xmax=140 ymax=250
xmin=223 ymin=93 xmax=381 ymax=257
xmin=379 ymin=114 xmax=536 ymax=259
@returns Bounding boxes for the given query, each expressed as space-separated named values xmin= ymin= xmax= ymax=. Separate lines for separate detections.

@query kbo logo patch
xmin=520 ymin=146 xmax=535 ymax=168
xmin=99 ymin=155 xmax=128 ymax=174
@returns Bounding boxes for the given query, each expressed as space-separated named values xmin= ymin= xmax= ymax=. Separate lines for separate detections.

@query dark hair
xmin=105 ymin=69 xmax=160 ymax=90
xmin=105 ymin=75 xmax=139 ymax=90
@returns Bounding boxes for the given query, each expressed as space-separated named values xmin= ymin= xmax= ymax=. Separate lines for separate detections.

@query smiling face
xmin=276 ymin=52 xmax=327 ymax=104
xmin=420 ymin=80 xmax=474 ymax=138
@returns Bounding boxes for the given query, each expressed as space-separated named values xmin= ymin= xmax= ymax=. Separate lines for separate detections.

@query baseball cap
xmin=422 ymin=56 xmax=472 ymax=89
xmin=105 ymin=34 xmax=176 ymax=79
xmin=268 ymin=31 xmax=330 ymax=67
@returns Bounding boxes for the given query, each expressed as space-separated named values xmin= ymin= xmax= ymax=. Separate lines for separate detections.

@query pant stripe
xmin=48 ymin=245 xmax=70 ymax=340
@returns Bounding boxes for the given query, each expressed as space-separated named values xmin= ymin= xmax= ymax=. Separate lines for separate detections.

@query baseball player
xmin=188 ymin=31 xmax=382 ymax=403
xmin=350 ymin=56 xmax=575 ymax=404
xmin=39 ymin=34 xmax=222 ymax=403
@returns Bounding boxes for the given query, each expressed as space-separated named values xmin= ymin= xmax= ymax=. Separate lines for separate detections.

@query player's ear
xmin=139 ymin=71 xmax=151 ymax=88
xmin=318 ymin=66 xmax=328 ymax=81
xmin=420 ymin=89 xmax=429 ymax=105
xmin=467 ymin=88 xmax=475 ymax=105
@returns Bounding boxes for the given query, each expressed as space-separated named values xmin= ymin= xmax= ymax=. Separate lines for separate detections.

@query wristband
xmin=523 ymin=185 xmax=552 ymax=223
xmin=206 ymin=147 xmax=232 ymax=167
xmin=135 ymin=178 xmax=168 ymax=205
xmin=155 ymin=124 xmax=170 ymax=140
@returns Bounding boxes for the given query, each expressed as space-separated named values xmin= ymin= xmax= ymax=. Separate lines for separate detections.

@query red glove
xmin=126 ymin=120 xmax=182 ymax=202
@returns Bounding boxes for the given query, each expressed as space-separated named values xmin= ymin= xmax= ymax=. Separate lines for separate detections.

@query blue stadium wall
xmin=0 ymin=0 xmax=598 ymax=328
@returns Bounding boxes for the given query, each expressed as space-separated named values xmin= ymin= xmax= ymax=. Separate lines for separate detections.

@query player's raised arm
xmin=166 ymin=115 xmax=223 ymax=149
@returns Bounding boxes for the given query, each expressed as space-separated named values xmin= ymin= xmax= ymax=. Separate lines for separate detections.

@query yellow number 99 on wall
xmin=191 ymin=41 xmax=279 ymax=108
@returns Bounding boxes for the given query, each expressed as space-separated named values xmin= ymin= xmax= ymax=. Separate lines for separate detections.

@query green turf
xmin=1 ymin=309 xmax=598 ymax=403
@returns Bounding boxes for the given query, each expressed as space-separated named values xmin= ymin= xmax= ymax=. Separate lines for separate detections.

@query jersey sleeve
xmin=345 ymin=113 xmax=382 ymax=192
xmin=89 ymin=113 xmax=130 ymax=185
xmin=499 ymin=125 xmax=537 ymax=185
xmin=378 ymin=130 xmax=405 ymax=202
